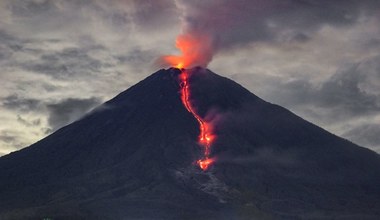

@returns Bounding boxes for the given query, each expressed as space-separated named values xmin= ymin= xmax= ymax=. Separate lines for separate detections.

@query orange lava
xmin=197 ymin=157 xmax=215 ymax=170
xmin=163 ymin=34 xmax=212 ymax=69
xmin=179 ymin=70 xmax=215 ymax=170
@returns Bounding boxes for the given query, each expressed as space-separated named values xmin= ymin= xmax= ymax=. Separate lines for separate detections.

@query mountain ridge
xmin=1 ymin=67 xmax=379 ymax=219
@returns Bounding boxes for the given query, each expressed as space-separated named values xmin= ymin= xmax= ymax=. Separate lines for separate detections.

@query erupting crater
xmin=178 ymin=69 xmax=215 ymax=170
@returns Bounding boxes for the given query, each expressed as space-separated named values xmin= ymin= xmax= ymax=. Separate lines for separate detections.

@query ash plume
xmin=160 ymin=0 xmax=380 ymax=68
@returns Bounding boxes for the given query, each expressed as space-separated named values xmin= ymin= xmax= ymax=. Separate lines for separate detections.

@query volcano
xmin=1 ymin=67 xmax=380 ymax=220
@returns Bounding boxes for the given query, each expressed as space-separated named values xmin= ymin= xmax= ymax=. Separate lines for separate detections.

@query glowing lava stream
xmin=179 ymin=70 xmax=215 ymax=170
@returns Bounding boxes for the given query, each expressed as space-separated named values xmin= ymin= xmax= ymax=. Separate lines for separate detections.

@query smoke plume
xmin=160 ymin=0 xmax=380 ymax=68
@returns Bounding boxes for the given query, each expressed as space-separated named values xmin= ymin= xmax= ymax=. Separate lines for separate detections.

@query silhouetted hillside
xmin=1 ymin=67 xmax=379 ymax=220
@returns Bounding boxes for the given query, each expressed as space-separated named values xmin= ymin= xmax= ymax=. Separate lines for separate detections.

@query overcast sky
xmin=1 ymin=0 xmax=380 ymax=156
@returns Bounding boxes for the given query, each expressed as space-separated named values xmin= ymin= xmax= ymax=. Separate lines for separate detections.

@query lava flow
xmin=179 ymin=70 xmax=215 ymax=170
xmin=163 ymin=29 xmax=216 ymax=170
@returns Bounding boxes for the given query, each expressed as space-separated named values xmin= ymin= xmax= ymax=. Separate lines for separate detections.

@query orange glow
xmin=176 ymin=62 xmax=184 ymax=69
xmin=179 ymin=70 xmax=215 ymax=170
xmin=197 ymin=158 xmax=215 ymax=171
xmin=163 ymin=33 xmax=213 ymax=69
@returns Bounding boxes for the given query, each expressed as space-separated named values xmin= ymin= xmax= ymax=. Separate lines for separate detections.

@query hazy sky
xmin=1 ymin=0 xmax=380 ymax=156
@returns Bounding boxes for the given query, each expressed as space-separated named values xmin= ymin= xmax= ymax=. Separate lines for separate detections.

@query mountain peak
xmin=1 ymin=68 xmax=380 ymax=219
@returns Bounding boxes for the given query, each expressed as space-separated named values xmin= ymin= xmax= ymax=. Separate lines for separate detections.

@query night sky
xmin=1 ymin=0 xmax=380 ymax=155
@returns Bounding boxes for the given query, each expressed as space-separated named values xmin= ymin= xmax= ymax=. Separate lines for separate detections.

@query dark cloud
xmin=2 ymin=95 xmax=41 ymax=112
xmin=178 ymin=0 xmax=380 ymax=50
xmin=343 ymin=123 xmax=380 ymax=152
xmin=21 ymin=47 xmax=104 ymax=79
xmin=128 ymin=0 xmax=178 ymax=30
xmin=290 ymin=33 xmax=310 ymax=43
xmin=0 ymin=30 xmax=21 ymax=60
xmin=265 ymin=56 xmax=380 ymax=120
xmin=115 ymin=47 xmax=157 ymax=66
xmin=0 ymin=29 xmax=45 ymax=54
xmin=2 ymin=94 xmax=102 ymax=132
xmin=0 ymin=131 xmax=28 ymax=151
xmin=0 ymin=27 xmax=113 ymax=79
xmin=46 ymin=97 xmax=102 ymax=131
xmin=5 ymin=0 xmax=84 ymax=33
xmin=0 ymin=45 xmax=12 ymax=61
xmin=5 ymin=0 xmax=178 ymax=38
xmin=365 ymin=38 xmax=380 ymax=48
xmin=0 ymin=26 xmax=152 ymax=81
xmin=0 ymin=133 xmax=17 ymax=144
xmin=0 ymin=29 xmax=19 ymax=44
xmin=161 ymin=0 xmax=380 ymax=67
xmin=17 ymin=115 xmax=41 ymax=127
xmin=315 ymin=65 xmax=380 ymax=115
xmin=8 ymin=0 xmax=58 ymax=17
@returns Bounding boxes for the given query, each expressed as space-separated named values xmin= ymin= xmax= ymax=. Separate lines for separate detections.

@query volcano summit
xmin=1 ymin=67 xmax=380 ymax=219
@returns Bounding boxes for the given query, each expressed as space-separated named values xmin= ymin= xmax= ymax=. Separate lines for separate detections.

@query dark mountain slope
xmin=0 ymin=67 xmax=379 ymax=220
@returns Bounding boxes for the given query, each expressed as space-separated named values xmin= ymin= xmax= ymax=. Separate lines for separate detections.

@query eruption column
xmin=179 ymin=70 xmax=215 ymax=170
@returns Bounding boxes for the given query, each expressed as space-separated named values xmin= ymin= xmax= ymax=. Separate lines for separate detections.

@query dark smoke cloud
xmin=284 ymin=56 xmax=380 ymax=119
xmin=2 ymin=94 xmax=101 ymax=132
xmin=0 ymin=130 xmax=29 ymax=154
xmin=21 ymin=47 xmax=104 ymax=79
xmin=46 ymin=97 xmax=101 ymax=131
xmin=129 ymin=0 xmax=179 ymax=30
xmin=174 ymin=0 xmax=380 ymax=66
xmin=2 ymin=95 xmax=41 ymax=112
